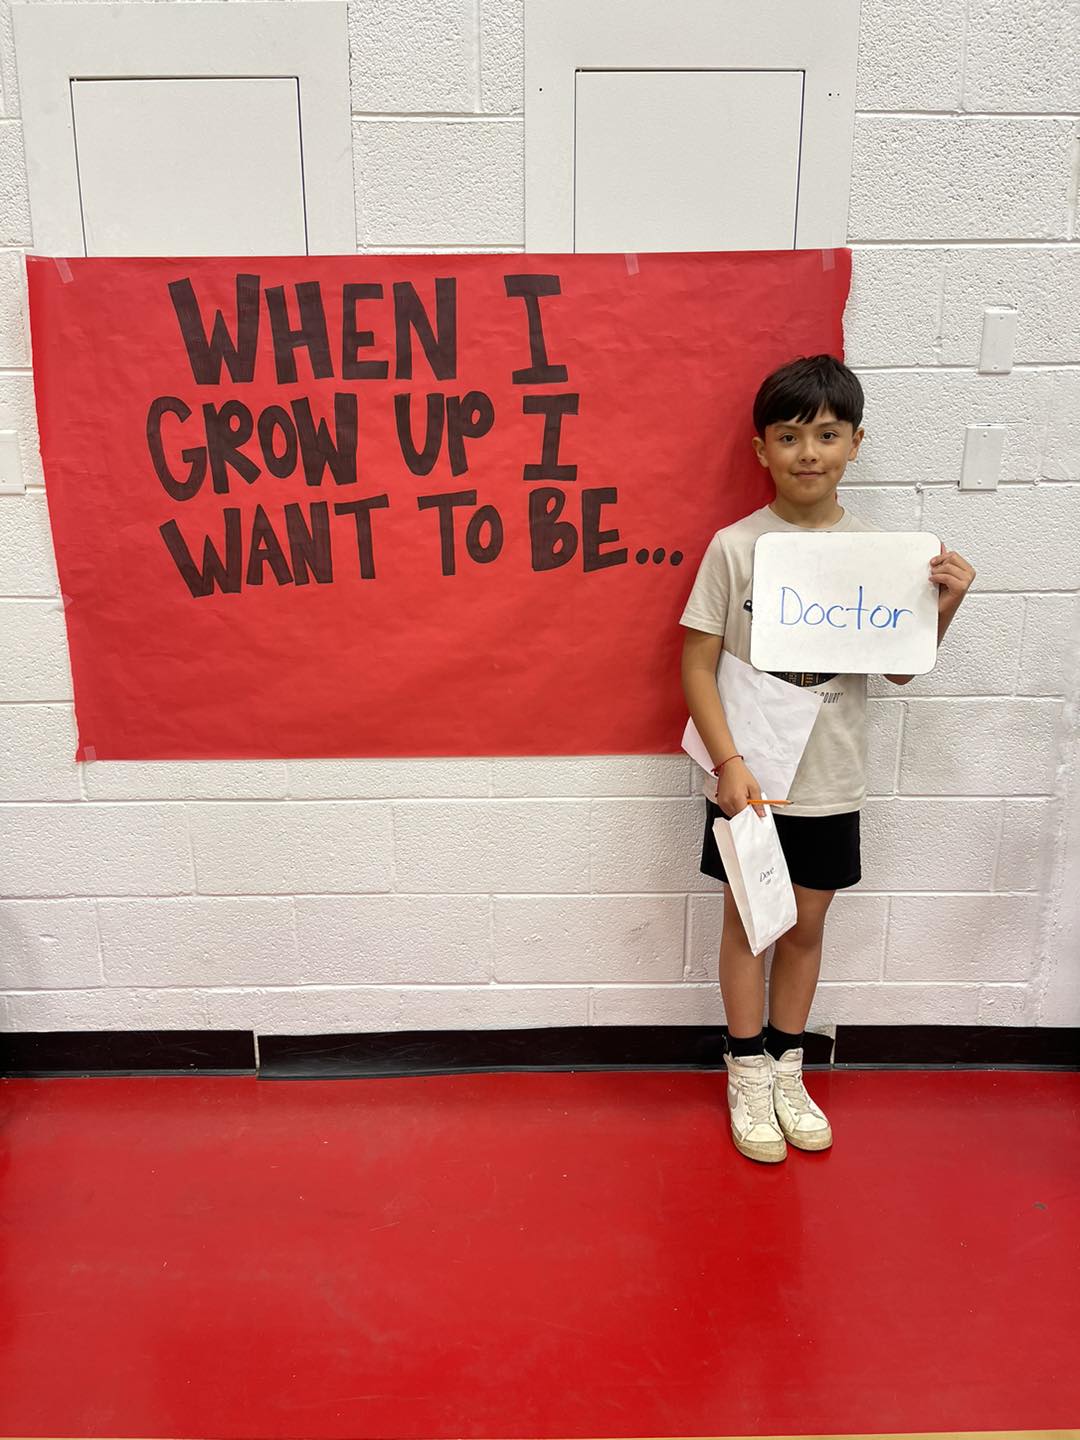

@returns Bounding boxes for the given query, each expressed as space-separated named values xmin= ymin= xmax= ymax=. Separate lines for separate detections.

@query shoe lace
xmin=774 ymin=1068 xmax=814 ymax=1113
xmin=742 ymin=1074 xmax=777 ymax=1124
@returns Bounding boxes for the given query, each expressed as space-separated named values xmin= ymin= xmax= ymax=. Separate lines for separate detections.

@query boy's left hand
xmin=930 ymin=543 xmax=975 ymax=612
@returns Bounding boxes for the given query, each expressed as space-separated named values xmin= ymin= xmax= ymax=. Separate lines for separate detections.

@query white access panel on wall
xmin=12 ymin=1 xmax=354 ymax=256
xmin=575 ymin=70 xmax=803 ymax=252
xmin=526 ymin=0 xmax=861 ymax=252
xmin=71 ymin=79 xmax=307 ymax=257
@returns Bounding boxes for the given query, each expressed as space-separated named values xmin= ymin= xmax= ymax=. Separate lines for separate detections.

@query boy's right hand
xmin=714 ymin=759 xmax=766 ymax=820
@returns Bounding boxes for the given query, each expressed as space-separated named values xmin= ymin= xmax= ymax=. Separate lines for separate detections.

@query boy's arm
xmin=681 ymin=628 xmax=765 ymax=817
xmin=884 ymin=544 xmax=976 ymax=686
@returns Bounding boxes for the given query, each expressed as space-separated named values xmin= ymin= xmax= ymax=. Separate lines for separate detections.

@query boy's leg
xmin=719 ymin=883 xmax=786 ymax=1162
xmin=718 ymin=883 xmax=765 ymax=1040
xmin=767 ymin=883 xmax=835 ymax=1034
xmin=764 ymin=884 xmax=836 ymax=1151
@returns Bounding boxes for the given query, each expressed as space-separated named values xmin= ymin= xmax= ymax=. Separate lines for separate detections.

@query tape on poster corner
xmin=81 ymin=744 xmax=97 ymax=762
xmin=52 ymin=257 xmax=74 ymax=284
xmin=820 ymin=248 xmax=836 ymax=271
xmin=624 ymin=253 xmax=639 ymax=276
xmin=59 ymin=592 xmax=74 ymax=610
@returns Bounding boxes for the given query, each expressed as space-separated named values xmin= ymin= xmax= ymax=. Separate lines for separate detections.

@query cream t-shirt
xmin=679 ymin=502 xmax=875 ymax=817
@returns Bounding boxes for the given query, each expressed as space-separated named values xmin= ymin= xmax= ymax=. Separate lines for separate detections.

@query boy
xmin=680 ymin=354 xmax=975 ymax=1164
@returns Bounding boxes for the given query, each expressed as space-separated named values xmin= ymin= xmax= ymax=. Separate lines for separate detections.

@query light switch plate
xmin=0 ymin=431 xmax=24 ymax=493
xmin=960 ymin=423 xmax=1005 ymax=490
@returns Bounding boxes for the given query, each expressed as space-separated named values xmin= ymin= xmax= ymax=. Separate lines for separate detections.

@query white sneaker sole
xmin=779 ymin=1123 xmax=833 ymax=1152
xmin=731 ymin=1127 xmax=787 ymax=1163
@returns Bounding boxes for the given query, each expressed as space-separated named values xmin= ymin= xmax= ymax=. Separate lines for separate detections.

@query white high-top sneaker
xmin=766 ymin=1047 xmax=833 ymax=1151
xmin=724 ymin=1052 xmax=787 ymax=1163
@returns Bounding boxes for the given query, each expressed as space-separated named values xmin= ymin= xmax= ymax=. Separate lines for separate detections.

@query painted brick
xmin=398 ymin=983 xmax=588 ymax=1030
xmin=840 ymin=484 xmax=922 ymax=531
xmin=349 ymin=0 xmax=475 ymax=114
xmin=844 ymin=247 xmax=944 ymax=367
xmin=686 ymin=893 xmax=886 ymax=984
xmin=98 ymin=897 xmax=299 ymax=987
xmin=591 ymin=983 xmax=723 ymax=1027
xmin=822 ymin=893 xmax=890 ymax=981
xmin=294 ymin=894 xmax=490 ymax=983
xmin=0 ymin=899 xmax=100 ymax=988
xmin=866 ymin=699 xmax=903 ymax=796
xmin=857 ymin=370 xmax=1052 ymax=488
xmin=0 ymin=120 xmax=29 ymax=244
xmin=0 ymin=493 xmax=58 ymax=595
xmin=493 ymin=895 xmax=684 ymax=982
xmin=491 ymin=755 xmax=692 ymax=798
xmin=858 ymin=799 xmax=1000 ymax=890
xmin=849 ymin=118 xmax=1075 ymax=241
xmin=85 ymin=760 xmax=289 ymax=801
xmin=0 ymin=245 xmax=28 ymax=366
xmin=204 ymin=984 xmax=400 ymax=1034
xmin=188 ymin=801 xmax=392 ymax=895
xmin=479 ymin=0 xmax=523 ymax=112
xmin=1017 ymin=595 xmax=1080 ymax=695
xmin=977 ymin=984 xmax=1036 ymax=1025
xmin=855 ymin=0 xmax=965 ymax=110
xmin=940 ymin=247 xmax=1080 ymax=366
xmin=591 ymin=799 xmax=715 ymax=894
xmin=394 ymin=800 xmax=590 ymax=892
xmin=0 ymin=704 xmax=80 ymax=800
xmin=354 ymin=119 xmax=523 ymax=246
xmin=901 ymin=698 xmax=1062 ymax=795
xmin=1042 ymin=372 xmax=1080 ymax=481
xmin=0 ymin=5 xmax=18 ymax=118
xmin=0 ymin=600 xmax=72 ymax=701
xmin=288 ymin=758 xmax=490 ymax=799
xmin=920 ymin=484 xmax=1080 ymax=591
xmin=873 ymin=595 xmax=1025 ymax=698
xmin=4 ymin=988 xmax=210 ymax=1031
xmin=1041 ymin=911 xmax=1080 ymax=1023
xmin=684 ymin=894 xmax=722 ymax=982
xmin=997 ymin=798 xmax=1052 ymax=891
xmin=963 ymin=0 xmax=1080 ymax=111
xmin=0 ymin=372 xmax=42 ymax=486
xmin=0 ymin=804 xmax=193 ymax=897
xmin=813 ymin=982 xmax=979 ymax=1024
xmin=885 ymin=894 xmax=1040 ymax=980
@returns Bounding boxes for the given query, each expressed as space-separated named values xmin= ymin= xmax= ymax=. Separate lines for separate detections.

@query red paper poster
xmin=26 ymin=250 xmax=851 ymax=759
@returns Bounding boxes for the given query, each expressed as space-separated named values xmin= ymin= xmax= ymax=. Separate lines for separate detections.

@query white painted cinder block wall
xmin=0 ymin=0 xmax=1078 ymax=1036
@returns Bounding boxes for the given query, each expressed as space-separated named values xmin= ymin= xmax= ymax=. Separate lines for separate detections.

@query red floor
xmin=1 ymin=1067 xmax=1078 ymax=1440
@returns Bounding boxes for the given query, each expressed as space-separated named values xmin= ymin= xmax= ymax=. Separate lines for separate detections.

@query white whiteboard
xmin=749 ymin=532 xmax=942 ymax=675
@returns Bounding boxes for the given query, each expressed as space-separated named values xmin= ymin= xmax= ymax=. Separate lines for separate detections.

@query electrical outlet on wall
xmin=959 ymin=424 xmax=1005 ymax=491
xmin=978 ymin=307 xmax=1017 ymax=374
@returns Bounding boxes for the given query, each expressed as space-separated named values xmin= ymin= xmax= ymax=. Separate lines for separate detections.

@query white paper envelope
xmin=682 ymin=650 xmax=824 ymax=802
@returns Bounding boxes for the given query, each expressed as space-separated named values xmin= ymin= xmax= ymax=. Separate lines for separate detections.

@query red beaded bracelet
xmin=711 ymin=753 xmax=743 ymax=777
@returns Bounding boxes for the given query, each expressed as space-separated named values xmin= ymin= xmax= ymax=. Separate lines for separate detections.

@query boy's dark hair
xmin=752 ymin=354 xmax=864 ymax=436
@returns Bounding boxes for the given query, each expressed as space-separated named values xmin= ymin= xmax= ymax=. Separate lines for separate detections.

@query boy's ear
xmin=751 ymin=435 xmax=769 ymax=467
xmin=848 ymin=425 xmax=865 ymax=460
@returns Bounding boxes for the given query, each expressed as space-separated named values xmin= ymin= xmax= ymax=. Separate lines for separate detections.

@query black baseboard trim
xmin=1 ymin=1024 xmax=1076 ymax=1079
xmin=0 ymin=1029 xmax=256 ymax=1078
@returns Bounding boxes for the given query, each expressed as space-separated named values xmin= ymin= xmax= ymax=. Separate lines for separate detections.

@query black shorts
xmin=701 ymin=799 xmax=861 ymax=892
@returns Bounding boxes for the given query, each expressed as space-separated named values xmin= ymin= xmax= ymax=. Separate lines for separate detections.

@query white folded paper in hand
xmin=712 ymin=807 xmax=797 ymax=954
xmin=682 ymin=650 xmax=824 ymax=803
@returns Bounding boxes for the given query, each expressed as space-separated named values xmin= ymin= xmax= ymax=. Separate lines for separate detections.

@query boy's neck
xmin=768 ymin=493 xmax=845 ymax=529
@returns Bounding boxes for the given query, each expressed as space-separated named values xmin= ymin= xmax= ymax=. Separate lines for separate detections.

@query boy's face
xmin=752 ymin=407 xmax=864 ymax=508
